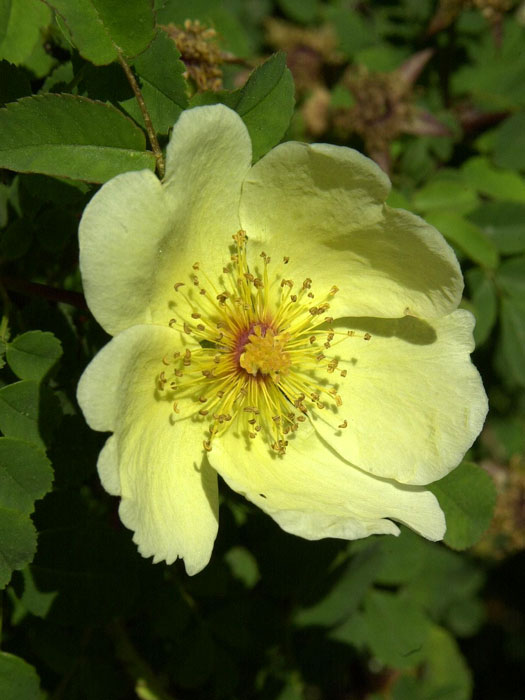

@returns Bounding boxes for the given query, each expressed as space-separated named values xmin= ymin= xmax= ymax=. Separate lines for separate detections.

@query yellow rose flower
xmin=77 ymin=105 xmax=488 ymax=575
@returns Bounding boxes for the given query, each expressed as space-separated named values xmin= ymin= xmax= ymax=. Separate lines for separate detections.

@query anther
xmin=174 ymin=282 xmax=185 ymax=291
xmin=169 ymin=318 xmax=177 ymax=327
xmin=338 ymin=420 xmax=348 ymax=429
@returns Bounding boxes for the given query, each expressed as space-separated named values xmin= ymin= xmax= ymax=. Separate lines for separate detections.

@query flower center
xmin=239 ymin=324 xmax=291 ymax=379
xmin=157 ymin=230 xmax=371 ymax=455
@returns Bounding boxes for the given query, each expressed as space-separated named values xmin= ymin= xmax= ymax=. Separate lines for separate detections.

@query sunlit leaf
xmin=120 ymin=30 xmax=188 ymax=134
xmin=0 ymin=0 xmax=51 ymax=66
xmin=191 ymin=52 xmax=295 ymax=162
xmin=46 ymin=0 xmax=155 ymax=65
xmin=0 ymin=94 xmax=155 ymax=182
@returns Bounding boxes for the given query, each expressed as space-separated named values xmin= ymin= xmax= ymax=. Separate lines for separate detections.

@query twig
xmin=108 ymin=620 xmax=178 ymax=700
xmin=1 ymin=276 xmax=88 ymax=311
xmin=118 ymin=53 xmax=165 ymax=179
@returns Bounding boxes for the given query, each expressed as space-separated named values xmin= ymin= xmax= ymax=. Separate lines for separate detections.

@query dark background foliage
xmin=1 ymin=1 xmax=524 ymax=698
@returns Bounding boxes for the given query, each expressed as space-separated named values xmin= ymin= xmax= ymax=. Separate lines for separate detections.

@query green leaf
xmin=0 ymin=94 xmax=155 ymax=182
xmin=0 ymin=508 xmax=37 ymax=589
xmin=0 ymin=0 xmax=51 ymax=66
xmin=46 ymin=0 xmax=155 ymax=65
xmin=493 ymin=111 xmax=525 ymax=171
xmin=412 ymin=625 xmax=472 ymax=700
xmin=461 ymin=156 xmax=525 ymax=202
xmin=294 ymin=543 xmax=383 ymax=627
xmin=191 ymin=52 xmax=295 ymax=162
xmin=499 ymin=296 xmax=525 ymax=387
xmin=426 ymin=211 xmax=499 ymax=268
xmin=6 ymin=331 xmax=62 ymax=382
xmin=402 ymin=546 xmax=484 ymax=620
xmin=0 ymin=380 xmax=43 ymax=448
xmin=373 ymin=527 xmax=431 ymax=586
xmin=0 ymin=652 xmax=42 ymax=699
xmin=466 ymin=270 xmax=498 ymax=347
xmin=9 ymin=566 xmax=57 ymax=621
xmin=497 ymin=255 xmax=525 ymax=299
xmin=362 ymin=590 xmax=431 ymax=668
xmin=468 ymin=202 xmax=525 ymax=254
xmin=0 ymin=437 xmax=53 ymax=513
xmin=276 ymin=0 xmax=318 ymax=23
xmin=224 ymin=546 xmax=260 ymax=588
xmin=429 ymin=463 xmax=496 ymax=550
xmin=120 ymin=30 xmax=188 ymax=134
xmin=412 ymin=179 xmax=479 ymax=215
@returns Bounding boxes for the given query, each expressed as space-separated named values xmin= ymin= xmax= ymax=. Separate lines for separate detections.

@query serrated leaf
xmin=6 ymin=331 xmax=62 ymax=382
xmin=0 ymin=508 xmax=37 ymax=589
xmin=191 ymin=53 xmax=295 ymax=162
xmin=0 ymin=652 xmax=42 ymax=699
xmin=362 ymin=590 xmax=431 ymax=668
xmin=0 ymin=437 xmax=53 ymax=514
xmin=120 ymin=30 xmax=188 ymax=134
xmin=426 ymin=211 xmax=499 ymax=268
xmin=0 ymin=380 xmax=43 ymax=448
xmin=429 ymin=463 xmax=496 ymax=550
xmin=46 ymin=0 xmax=155 ymax=65
xmin=0 ymin=94 xmax=155 ymax=182
xmin=0 ymin=0 xmax=51 ymax=66
xmin=468 ymin=202 xmax=525 ymax=254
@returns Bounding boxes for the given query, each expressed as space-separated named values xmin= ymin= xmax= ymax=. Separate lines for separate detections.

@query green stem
xmin=108 ymin=620 xmax=178 ymax=700
xmin=118 ymin=53 xmax=165 ymax=179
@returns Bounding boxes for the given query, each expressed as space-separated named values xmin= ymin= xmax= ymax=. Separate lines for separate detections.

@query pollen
xmin=158 ymin=230 xmax=371 ymax=455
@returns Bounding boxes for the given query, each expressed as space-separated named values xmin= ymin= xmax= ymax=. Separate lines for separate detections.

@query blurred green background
xmin=1 ymin=1 xmax=524 ymax=698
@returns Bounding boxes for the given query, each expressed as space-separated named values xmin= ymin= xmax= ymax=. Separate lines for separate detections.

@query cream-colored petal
xmin=240 ymin=141 xmax=462 ymax=319
xmin=79 ymin=170 xmax=170 ymax=336
xmin=313 ymin=309 xmax=488 ymax=486
xmin=79 ymin=105 xmax=252 ymax=336
xmin=77 ymin=324 xmax=218 ymax=575
xmin=209 ymin=422 xmax=445 ymax=542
